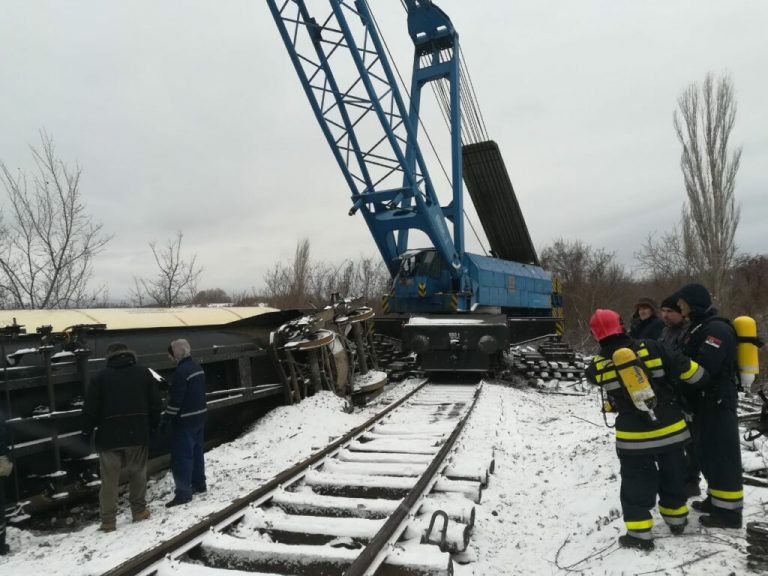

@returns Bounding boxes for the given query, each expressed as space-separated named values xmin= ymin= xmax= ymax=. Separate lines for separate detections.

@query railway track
xmin=105 ymin=378 xmax=492 ymax=576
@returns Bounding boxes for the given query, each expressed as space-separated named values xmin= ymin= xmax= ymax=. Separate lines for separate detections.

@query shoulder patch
xmin=705 ymin=335 xmax=722 ymax=349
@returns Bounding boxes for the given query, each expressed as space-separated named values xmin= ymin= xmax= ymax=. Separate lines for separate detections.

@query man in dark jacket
xmin=165 ymin=339 xmax=207 ymax=508
xmin=629 ymin=297 xmax=665 ymax=340
xmin=659 ymin=294 xmax=701 ymax=497
xmin=659 ymin=296 xmax=688 ymax=350
xmin=586 ymin=309 xmax=707 ymax=550
xmin=83 ymin=343 xmax=161 ymax=532
xmin=0 ymin=409 xmax=13 ymax=554
xmin=676 ymin=283 xmax=743 ymax=528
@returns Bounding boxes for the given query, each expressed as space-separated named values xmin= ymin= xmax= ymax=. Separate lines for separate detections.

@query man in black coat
xmin=659 ymin=295 xmax=701 ymax=496
xmin=83 ymin=343 xmax=161 ymax=532
xmin=676 ymin=283 xmax=743 ymax=529
xmin=629 ymin=297 xmax=665 ymax=340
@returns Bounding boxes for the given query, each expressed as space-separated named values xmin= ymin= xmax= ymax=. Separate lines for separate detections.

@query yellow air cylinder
xmin=612 ymin=347 xmax=657 ymax=420
xmin=734 ymin=316 xmax=760 ymax=390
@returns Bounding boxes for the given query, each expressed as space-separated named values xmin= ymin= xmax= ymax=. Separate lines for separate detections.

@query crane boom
xmin=266 ymin=0 xmax=464 ymax=280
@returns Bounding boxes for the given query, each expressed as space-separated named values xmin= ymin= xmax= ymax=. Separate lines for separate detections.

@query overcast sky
xmin=1 ymin=1 xmax=766 ymax=302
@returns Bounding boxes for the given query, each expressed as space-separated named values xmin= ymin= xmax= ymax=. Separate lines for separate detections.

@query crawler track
xmin=106 ymin=378 xmax=491 ymax=576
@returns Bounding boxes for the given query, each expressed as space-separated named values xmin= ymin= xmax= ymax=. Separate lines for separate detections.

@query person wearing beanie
xmin=629 ymin=297 xmax=665 ymax=340
xmin=584 ymin=309 xmax=708 ymax=550
xmin=164 ymin=339 xmax=208 ymax=508
xmin=658 ymin=295 xmax=700 ymax=497
xmin=82 ymin=342 xmax=161 ymax=532
xmin=675 ymin=283 xmax=743 ymax=529
xmin=659 ymin=296 xmax=687 ymax=350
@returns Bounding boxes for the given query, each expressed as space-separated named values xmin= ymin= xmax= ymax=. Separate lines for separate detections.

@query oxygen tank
xmin=734 ymin=316 xmax=760 ymax=390
xmin=612 ymin=347 xmax=657 ymax=421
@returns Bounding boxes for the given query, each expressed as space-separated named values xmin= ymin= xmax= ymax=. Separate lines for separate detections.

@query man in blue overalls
xmin=164 ymin=339 xmax=207 ymax=507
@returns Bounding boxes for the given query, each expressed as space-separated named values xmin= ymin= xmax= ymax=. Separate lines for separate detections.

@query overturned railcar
xmin=0 ymin=307 xmax=304 ymax=514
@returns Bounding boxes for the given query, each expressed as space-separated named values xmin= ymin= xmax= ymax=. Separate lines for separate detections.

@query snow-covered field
xmin=1 ymin=379 xmax=765 ymax=575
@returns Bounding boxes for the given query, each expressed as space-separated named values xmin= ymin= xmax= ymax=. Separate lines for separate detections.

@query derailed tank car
xmin=0 ymin=307 xmax=310 ymax=515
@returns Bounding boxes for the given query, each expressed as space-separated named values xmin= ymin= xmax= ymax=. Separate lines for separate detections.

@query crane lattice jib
xmin=267 ymin=0 xmax=464 ymax=279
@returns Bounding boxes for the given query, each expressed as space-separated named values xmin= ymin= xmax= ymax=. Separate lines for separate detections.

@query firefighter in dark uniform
xmin=675 ymin=283 xmax=743 ymax=529
xmin=586 ymin=309 xmax=707 ymax=550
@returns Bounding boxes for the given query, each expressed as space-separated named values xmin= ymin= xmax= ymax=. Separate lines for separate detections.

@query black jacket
xmin=83 ymin=350 xmax=162 ymax=450
xmin=658 ymin=321 xmax=688 ymax=351
xmin=629 ymin=315 xmax=665 ymax=340
xmin=681 ymin=310 xmax=738 ymax=410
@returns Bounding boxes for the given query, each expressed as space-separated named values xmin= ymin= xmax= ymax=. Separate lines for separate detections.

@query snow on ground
xmin=456 ymin=381 xmax=765 ymax=575
xmin=2 ymin=378 xmax=765 ymax=576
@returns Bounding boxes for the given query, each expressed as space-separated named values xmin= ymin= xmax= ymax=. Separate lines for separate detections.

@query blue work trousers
xmin=170 ymin=422 xmax=206 ymax=500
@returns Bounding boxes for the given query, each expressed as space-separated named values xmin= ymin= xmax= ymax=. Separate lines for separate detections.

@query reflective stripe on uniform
xmin=604 ymin=381 xmax=622 ymax=391
xmin=650 ymin=369 xmax=665 ymax=378
xmin=709 ymin=488 xmax=744 ymax=510
xmin=616 ymin=429 xmax=691 ymax=451
xmin=186 ymin=370 xmax=205 ymax=381
xmin=625 ymin=518 xmax=653 ymax=531
xmin=595 ymin=370 xmax=617 ymax=383
xmin=643 ymin=357 xmax=662 ymax=368
xmin=659 ymin=504 xmax=688 ymax=517
xmin=637 ymin=347 xmax=649 ymax=357
xmin=709 ymin=488 xmax=744 ymax=500
xmin=616 ymin=419 xmax=687 ymax=440
xmin=680 ymin=360 xmax=705 ymax=384
xmin=711 ymin=497 xmax=743 ymax=510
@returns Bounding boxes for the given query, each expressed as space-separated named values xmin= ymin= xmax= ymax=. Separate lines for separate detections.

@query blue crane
xmin=267 ymin=0 xmax=557 ymax=370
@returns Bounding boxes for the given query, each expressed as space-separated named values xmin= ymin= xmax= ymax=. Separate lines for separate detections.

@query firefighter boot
xmin=618 ymin=534 xmax=655 ymax=550
xmin=691 ymin=497 xmax=711 ymax=513
xmin=669 ymin=518 xmax=688 ymax=535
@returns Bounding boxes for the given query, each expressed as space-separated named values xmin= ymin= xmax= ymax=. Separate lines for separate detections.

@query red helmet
xmin=589 ymin=309 xmax=625 ymax=341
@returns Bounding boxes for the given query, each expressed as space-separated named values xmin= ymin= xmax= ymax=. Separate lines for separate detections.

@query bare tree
xmin=674 ymin=73 xmax=741 ymax=298
xmin=292 ymin=238 xmax=311 ymax=301
xmin=131 ymin=232 xmax=202 ymax=307
xmin=541 ymin=238 xmax=629 ymax=348
xmin=634 ymin=227 xmax=696 ymax=281
xmin=0 ymin=132 xmax=111 ymax=309
xmin=263 ymin=238 xmax=391 ymax=309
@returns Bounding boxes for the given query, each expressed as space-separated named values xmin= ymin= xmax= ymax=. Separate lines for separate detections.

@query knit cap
xmin=660 ymin=295 xmax=682 ymax=314
xmin=674 ymin=283 xmax=712 ymax=313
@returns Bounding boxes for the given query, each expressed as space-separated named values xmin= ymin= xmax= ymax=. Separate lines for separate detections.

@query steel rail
xmin=104 ymin=379 xmax=428 ymax=576
xmin=344 ymin=380 xmax=482 ymax=576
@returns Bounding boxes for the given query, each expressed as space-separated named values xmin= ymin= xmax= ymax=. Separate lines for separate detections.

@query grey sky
xmin=1 ymin=1 xmax=766 ymax=302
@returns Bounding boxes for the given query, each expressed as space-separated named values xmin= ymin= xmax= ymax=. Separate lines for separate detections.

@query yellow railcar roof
xmin=0 ymin=307 xmax=279 ymax=333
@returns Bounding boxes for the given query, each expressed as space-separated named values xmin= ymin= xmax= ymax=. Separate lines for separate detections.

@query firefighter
xmin=586 ymin=309 xmax=707 ymax=550
xmin=675 ymin=283 xmax=743 ymax=529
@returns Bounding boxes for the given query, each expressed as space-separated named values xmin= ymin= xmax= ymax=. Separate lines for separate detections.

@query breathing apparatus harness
xmin=597 ymin=343 xmax=658 ymax=428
